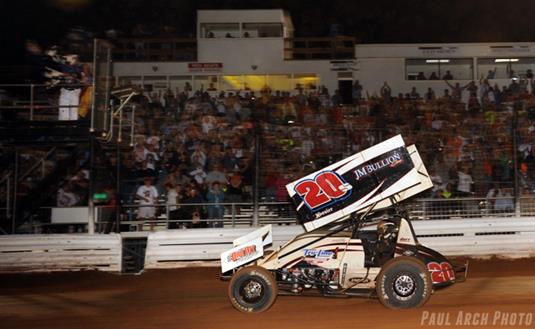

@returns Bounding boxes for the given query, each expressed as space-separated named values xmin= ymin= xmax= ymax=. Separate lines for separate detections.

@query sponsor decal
xmin=220 ymin=237 xmax=263 ymax=273
xmin=427 ymin=261 xmax=455 ymax=283
xmin=341 ymin=263 xmax=348 ymax=284
xmin=354 ymin=152 xmax=403 ymax=181
xmin=228 ymin=244 xmax=257 ymax=263
xmin=304 ymin=249 xmax=335 ymax=259
xmin=314 ymin=207 xmax=334 ymax=219
xmin=303 ymin=249 xmax=336 ymax=265
xmin=294 ymin=171 xmax=352 ymax=212
xmin=289 ymin=143 xmax=414 ymax=225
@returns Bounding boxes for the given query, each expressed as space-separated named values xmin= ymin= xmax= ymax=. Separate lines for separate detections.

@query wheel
xmin=227 ymin=266 xmax=278 ymax=313
xmin=375 ymin=256 xmax=432 ymax=309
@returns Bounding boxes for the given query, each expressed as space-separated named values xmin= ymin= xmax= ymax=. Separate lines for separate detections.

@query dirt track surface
xmin=1 ymin=258 xmax=535 ymax=329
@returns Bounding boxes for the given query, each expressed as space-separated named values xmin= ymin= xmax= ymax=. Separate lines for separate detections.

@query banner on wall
xmin=188 ymin=63 xmax=223 ymax=72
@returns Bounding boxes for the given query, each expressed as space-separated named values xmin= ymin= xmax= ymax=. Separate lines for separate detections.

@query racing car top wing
xmin=286 ymin=135 xmax=432 ymax=232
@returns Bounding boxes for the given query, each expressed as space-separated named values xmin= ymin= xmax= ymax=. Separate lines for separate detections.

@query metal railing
xmin=112 ymin=37 xmax=197 ymax=62
xmin=102 ymin=36 xmax=356 ymax=61
xmin=116 ymin=201 xmax=297 ymax=231
xmin=18 ymin=147 xmax=57 ymax=182
xmin=0 ymin=172 xmax=11 ymax=233
xmin=407 ymin=197 xmax=517 ymax=220
xmin=284 ymin=36 xmax=356 ymax=60
xmin=11 ymin=196 xmax=535 ymax=234
xmin=0 ymin=83 xmax=92 ymax=121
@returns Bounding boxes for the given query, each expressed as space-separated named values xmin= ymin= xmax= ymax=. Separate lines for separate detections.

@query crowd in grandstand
xmin=121 ymin=86 xmax=256 ymax=229
xmin=8 ymin=56 xmax=535 ymax=229
xmin=94 ymin=73 xmax=535 ymax=229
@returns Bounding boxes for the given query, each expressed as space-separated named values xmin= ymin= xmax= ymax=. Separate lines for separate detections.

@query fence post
xmin=252 ymin=133 xmax=260 ymax=226
xmin=421 ymin=198 xmax=427 ymax=220
xmin=6 ymin=175 xmax=10 ymax=222
xmin=231 ymin=203 xmax=236 ymax=228
xmin=12 ymin=150 xmax=18 ymax=234
xmin=166 ymin=204 xmax=169 ymax=229
xmin=513 ymin=101 xmax=521 ymax=217
xmin=30 ymin=84 xmax=34 ymax=120
xmin=115 ymin=136 xmax=121 ymax=233
xmin=88 ymin=135 xmax=95 ymax=234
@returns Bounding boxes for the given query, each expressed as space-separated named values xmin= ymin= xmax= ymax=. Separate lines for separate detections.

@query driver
xmin=376 ymin=221 xmax=398 ymax=263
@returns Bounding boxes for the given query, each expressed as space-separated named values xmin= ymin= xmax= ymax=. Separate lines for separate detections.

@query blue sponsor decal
xmin=304 ymin=249 xmax=334 ymax=258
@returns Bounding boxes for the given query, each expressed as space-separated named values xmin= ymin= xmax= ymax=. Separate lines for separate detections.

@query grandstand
xmin=1 ymin=9 xmax=535 ymax=238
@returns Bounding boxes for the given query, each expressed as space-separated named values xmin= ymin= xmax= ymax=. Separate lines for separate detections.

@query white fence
xmin=144 ymin=226 xmax=301 ymax=269
xmin=144 ymin=218 xmax=535 ymax=269
xmin=2 ymin=218 xmax=534 ymax=272
xmin=0 ymin=234 xmax=122 ymax=272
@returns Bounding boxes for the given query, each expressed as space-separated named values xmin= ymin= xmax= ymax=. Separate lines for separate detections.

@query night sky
xmin=3 ymin=0 xmax=535 ymax=65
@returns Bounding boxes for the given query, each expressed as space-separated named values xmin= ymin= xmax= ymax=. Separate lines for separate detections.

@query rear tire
xmin=228 ymin=266 xmax=278 ymax=313
xmin=376 ymin=256 xmax=432 ymax=309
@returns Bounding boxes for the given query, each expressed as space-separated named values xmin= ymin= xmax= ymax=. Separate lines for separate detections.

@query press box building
xmin=112 ymin=9 xmax=535 ymax=101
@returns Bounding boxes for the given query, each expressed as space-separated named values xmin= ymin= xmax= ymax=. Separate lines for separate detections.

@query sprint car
xmin=220 ymin=135 xmax=467 ymax=312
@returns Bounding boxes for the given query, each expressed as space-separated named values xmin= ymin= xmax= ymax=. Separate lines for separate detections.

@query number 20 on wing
xmin=294 ymin=171 xmax=352 ymax=211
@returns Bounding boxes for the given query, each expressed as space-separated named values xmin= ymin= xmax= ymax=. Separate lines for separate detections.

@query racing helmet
xmin=377 ymin=220 xmax=397 ymax=240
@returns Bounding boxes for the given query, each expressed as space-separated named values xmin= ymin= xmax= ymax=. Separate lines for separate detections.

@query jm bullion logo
xmin=354 ymin=152 xmax=403 ymax=180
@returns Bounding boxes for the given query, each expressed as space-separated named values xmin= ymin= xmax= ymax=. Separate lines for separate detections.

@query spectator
xmin=205 ymin=163 xmax=228 ymax=186
xmin=352 ymin=80 xmax=363 ymax=104
xmin=429 ymin=72 xmax=439 ymax=80
xmin=456 ymin=168 xmax=474 ymax=197
xmin=442 ymin=70 xmax=453 ymax=80
xmin=380 ymin=82 xmax=392 ymax=103
xmin=409 ymin=87 xmax=420 ymax=100
xmin=206 ymin=182 xmax=225 ymax=228
xmin=182 ymin=187 xmax=206 ymax=228
xmin=189 ymin=165 xmax=207 ymax=185
xmin=226 ymin=167 xmax=244 ymax=207
xmin=424 ymin=87 xmax=436 ymax=102
xmin=135 ymin=177 xmax=159 ymax=231
xmin=57 ymin=183 xmax=79 ymax=207
xmin=494 ymin=187 xmax=514 ymax=214
xmin=165 ymin=183 xmax=181 ymax=229
xmin=486 ymin=68 xmax=497 ymax=79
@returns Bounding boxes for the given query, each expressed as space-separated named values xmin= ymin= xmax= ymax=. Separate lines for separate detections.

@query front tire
xmin=228 ymin=266 xmax=278 ymax=313
xmin=376 ymin=256 xmax=432 ymax=309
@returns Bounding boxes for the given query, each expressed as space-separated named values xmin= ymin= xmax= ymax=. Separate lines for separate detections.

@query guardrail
xmin=144 ymin=218 xmax=535 ymax=269
xmin=0 ymin=233 xmax=122 ymax=272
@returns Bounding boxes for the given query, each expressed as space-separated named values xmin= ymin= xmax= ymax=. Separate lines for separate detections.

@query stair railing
xmin=18 ymin=147 xmax=57 ymax=183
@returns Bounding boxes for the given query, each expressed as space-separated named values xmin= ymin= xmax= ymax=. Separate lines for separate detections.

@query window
xmin=267 ymin=74 xmax=292 ymax=91
xmin=478 ymin=57 xmax=535 ymax=79
xmin=293 ymin=74 xmax=318 ymax=90
xmin=405 ymin=58 xmax=473 ymax=80
xmin=143 ymin=76 xmax=167 ymax=92
xmin=221 ymin=75 xmax=244 ymax=91
xmin=118 ymin=76 xmax=142 ymax=87
xmin=242 ymin=75 xmax=267 ymax=91
xmin=242 ymin=23 xmax=283 ymax=38
xmin=193 ymin=75 xmax=209 ymax=92
xmin=169 ymin=76 xmax=193 ymax=93
xmin=200 ymin=23 xmax=240 ymax=38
